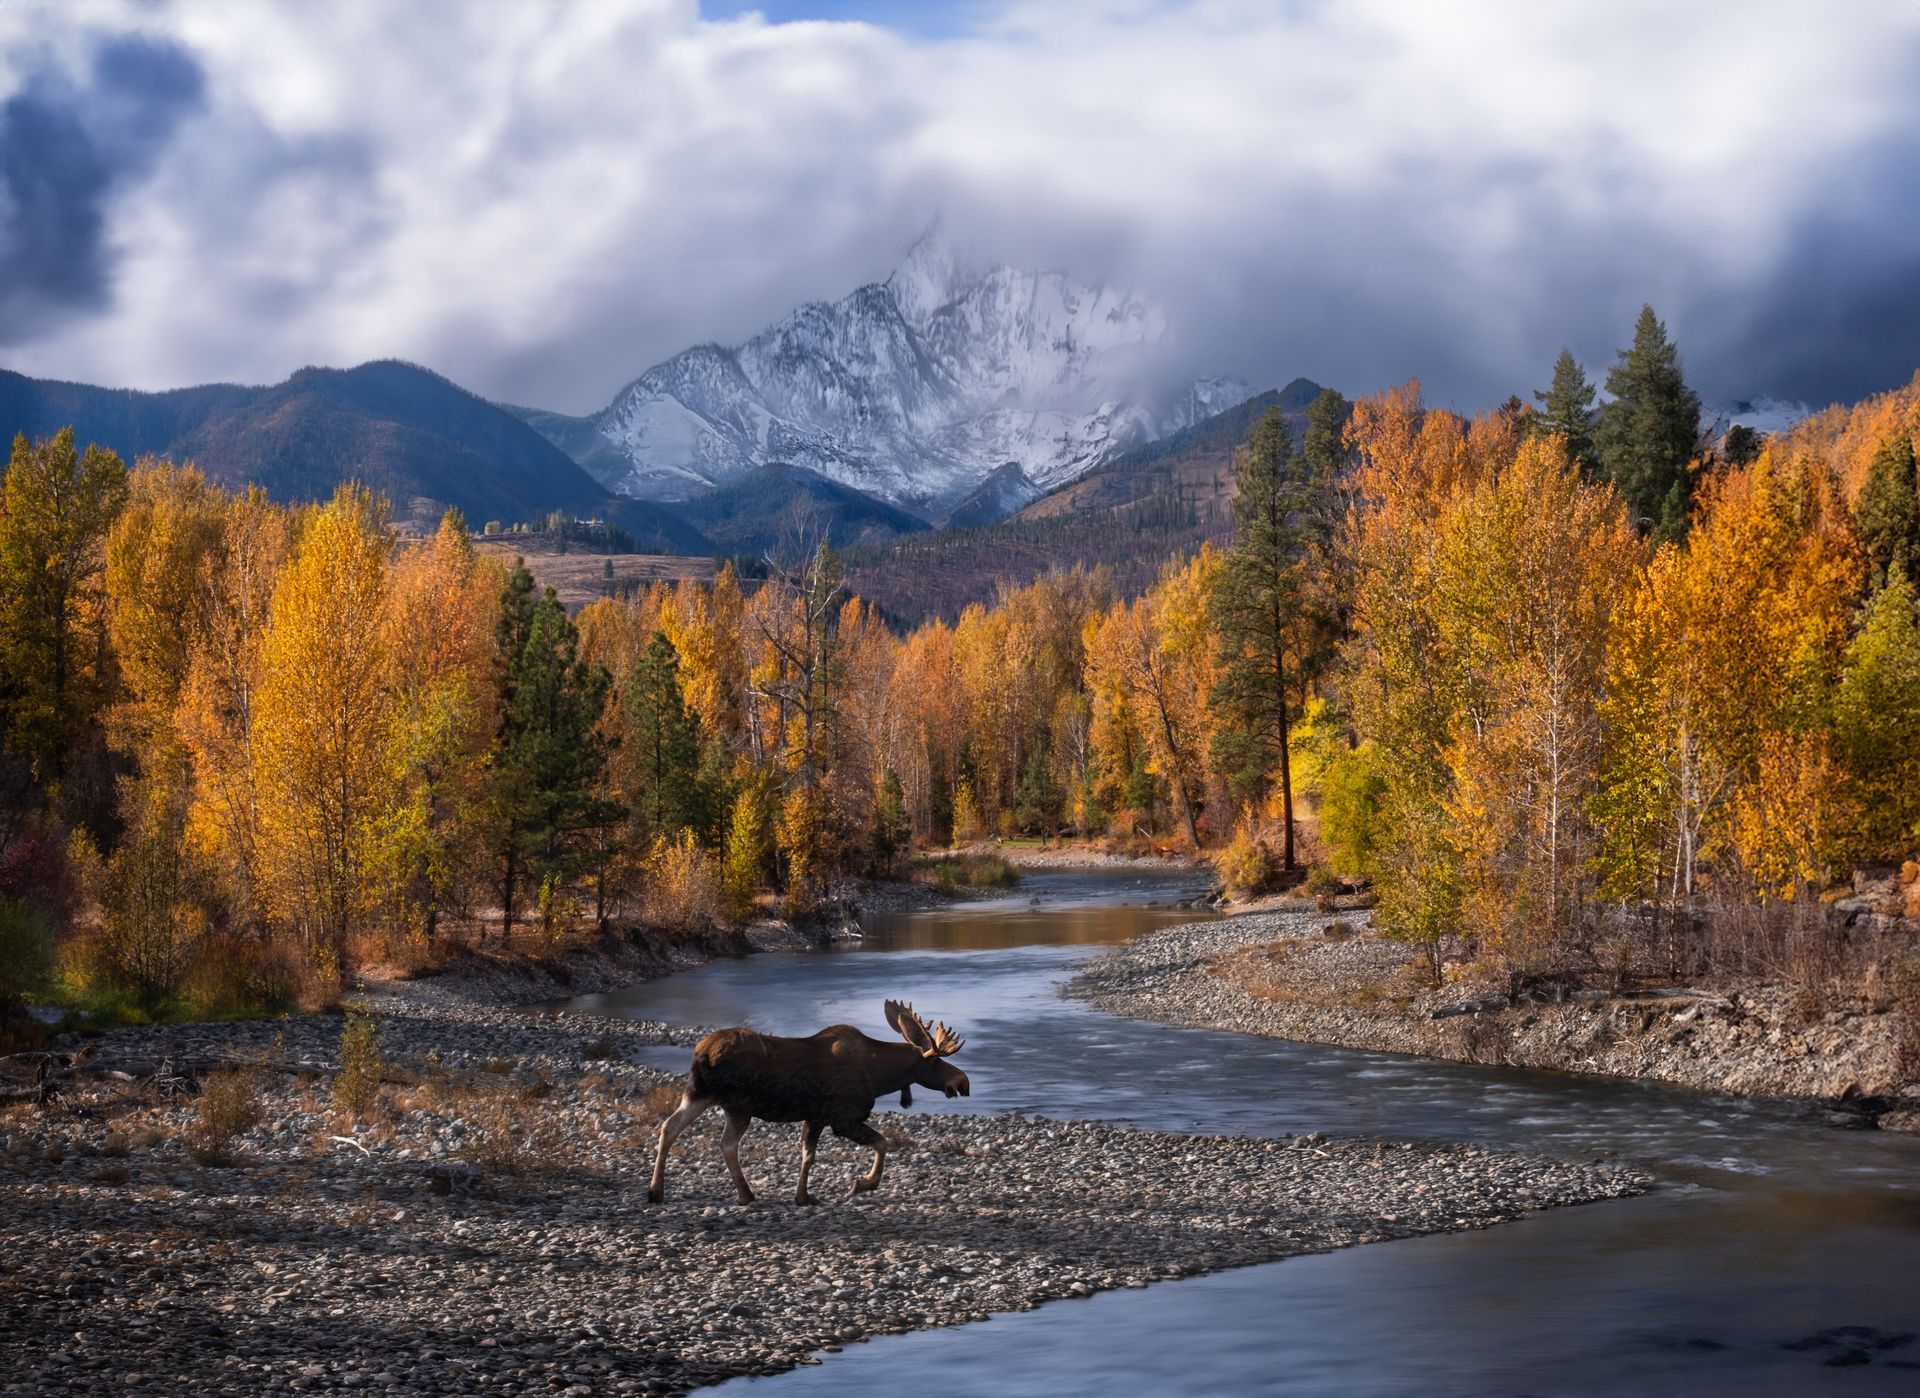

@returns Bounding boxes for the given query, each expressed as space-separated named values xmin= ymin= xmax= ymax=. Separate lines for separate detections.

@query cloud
xmin=3 ymin=1 xmax=1920 ymax=411
xmin=0 ymin=33 xmax=204 ymax=340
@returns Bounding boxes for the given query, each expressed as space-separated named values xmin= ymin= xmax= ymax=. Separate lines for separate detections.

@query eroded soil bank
xmin=1071 ymin=909 xmax=1920 ymax=1125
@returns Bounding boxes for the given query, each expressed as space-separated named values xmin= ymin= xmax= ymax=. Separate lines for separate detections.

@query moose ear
xmin=884 ymin=999 xmax=936 ymax=1055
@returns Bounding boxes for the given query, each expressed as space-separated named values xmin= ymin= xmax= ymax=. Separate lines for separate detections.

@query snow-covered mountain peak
xmin=886 ymin=227 xmax=988 ymax=330
xmin=590 ymin=231 xmax=1239 ymax=517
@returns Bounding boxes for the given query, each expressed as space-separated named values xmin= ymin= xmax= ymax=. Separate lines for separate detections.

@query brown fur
xmin=647 ymin=1002 xmax=969 ymax=1205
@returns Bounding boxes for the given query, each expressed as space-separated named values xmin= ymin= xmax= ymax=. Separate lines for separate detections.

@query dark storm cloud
xmin=1684 ymin=130 xmax=1920 ymax=407
xmin=0 ymin=34 xmax=204 ymax=341
xmin=9 ymin=2 xmax=1920 ymax=415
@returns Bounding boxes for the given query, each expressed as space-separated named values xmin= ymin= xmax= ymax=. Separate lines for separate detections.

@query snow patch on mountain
xmin=1703 ymin=396 xmax=1813 ymax=440
xmin=593 ymin=232 xmax=1245 ymax=512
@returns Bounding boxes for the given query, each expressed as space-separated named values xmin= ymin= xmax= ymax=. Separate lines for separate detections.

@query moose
xmin=647 ymin=1000 xmax=970 ymax=1206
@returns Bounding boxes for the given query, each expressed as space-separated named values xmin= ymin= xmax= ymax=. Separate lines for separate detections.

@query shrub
xmin=186 ymin=1065 xmax=264 ymax=1164
xmin=722 ymin=782 xmax=772 ymax=924
xmin=0 ymin=898 xmax=55 ymax=1004
xmin=181 ymin=936 xmax=308 ymax=1019
xmin=641 ymin=831 xmax=723 ymax=935
xmin=918 ymin=853 xmax=1019 ymax=889
xmin=333 ymin=1011 xmax=387 ymax=1123
xmin=1214 ymin=824 xmax=1272 ymax=897
xmin=1303 ymin=865 xmax=1342 ymax=899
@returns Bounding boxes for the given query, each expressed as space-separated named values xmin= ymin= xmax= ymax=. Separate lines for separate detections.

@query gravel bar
xmin=1069 ymin=908 xmax=1918 ymax=1111
xmin=2 ymin=947 xmax=1648 ymax=1394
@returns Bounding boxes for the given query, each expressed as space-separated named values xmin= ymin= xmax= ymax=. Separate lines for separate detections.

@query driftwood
xmin=0 ymin=1051 xmax=396 ymax=1107
xmin=1431 ymin=996 xmax=1511 ymax=1020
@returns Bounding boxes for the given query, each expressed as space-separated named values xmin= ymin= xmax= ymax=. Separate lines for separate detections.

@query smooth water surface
xmin=548 ymin=873 xmax=1920 ymax=1395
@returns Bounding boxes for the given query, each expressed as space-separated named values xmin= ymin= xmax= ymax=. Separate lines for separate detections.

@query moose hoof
xmin=795 ymin=1191 xmax=815 ymax=1207
xmin=646 ymin=1187 xmax=663 ymax=1204
xmin=735 ymin=1189 xmax=756 ymax=1205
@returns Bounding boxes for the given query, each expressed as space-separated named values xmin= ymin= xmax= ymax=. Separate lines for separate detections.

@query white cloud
xmin=5 ymin=0 xmax=1920 ymax=409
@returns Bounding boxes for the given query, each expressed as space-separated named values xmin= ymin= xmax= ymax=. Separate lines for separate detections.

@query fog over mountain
xmin=577 ymin=230 xmax=1245 ymax=514
xmin=4 ymin=2 xmax=1920 ymax=414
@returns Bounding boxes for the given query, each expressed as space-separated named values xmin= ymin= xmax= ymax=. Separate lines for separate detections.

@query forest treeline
xmin=2 ymin=305 xmax=1918 ymax=1021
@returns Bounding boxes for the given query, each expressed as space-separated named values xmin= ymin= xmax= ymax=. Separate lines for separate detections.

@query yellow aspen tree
xmin=251 ymin=484 xmax=395 ymax=952
xmin=178 ymin=487 xmax=294 ymax=933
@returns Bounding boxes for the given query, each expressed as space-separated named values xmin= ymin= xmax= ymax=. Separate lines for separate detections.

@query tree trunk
xmin=1276 ymin=685 xmax=1295 ymax=869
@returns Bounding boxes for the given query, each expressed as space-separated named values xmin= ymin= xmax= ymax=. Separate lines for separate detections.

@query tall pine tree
xmin=1533 ymin=348 xmax=1597 ymax=473
xmin=1302 ymin=388 xmax=1352 ymax=480
xmin=487 ymin=563 xmax=615 ymax=934
xmin=1594 ymin=306 xmax=1701 ymax=541
xmin=624 ymin=630 xmax=710 ymax=844
xmin=1207 ymin=407 xmax=1330 ymax=869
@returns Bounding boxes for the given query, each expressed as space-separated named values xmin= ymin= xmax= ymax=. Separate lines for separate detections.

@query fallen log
xmin=1430 ymin=996 xmax=1511 ymax=1019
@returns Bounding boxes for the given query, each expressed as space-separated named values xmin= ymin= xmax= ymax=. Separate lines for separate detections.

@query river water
xmin=549 ymin=873 xmax=1920 ymax=1396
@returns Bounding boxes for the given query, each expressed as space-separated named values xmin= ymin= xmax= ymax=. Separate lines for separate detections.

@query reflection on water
xmin=543 ymin=873 xmax=1920 ymax=1396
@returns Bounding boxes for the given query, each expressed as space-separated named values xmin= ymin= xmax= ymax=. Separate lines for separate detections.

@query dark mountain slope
xmin=842 ymin=380 xmax=1323 ymax=624
xmin=0 ymin=360 xmax=705 ymax=550
xmin=674 ymin=463 xmax=931 ymax=559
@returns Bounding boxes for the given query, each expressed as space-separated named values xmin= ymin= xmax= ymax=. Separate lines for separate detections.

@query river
xmin=547 ymin=872 xmax=1920 ymax=1396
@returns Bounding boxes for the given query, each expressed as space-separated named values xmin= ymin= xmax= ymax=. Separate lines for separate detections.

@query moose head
xmin=885 ymin=998 xmax=971 ymax=1105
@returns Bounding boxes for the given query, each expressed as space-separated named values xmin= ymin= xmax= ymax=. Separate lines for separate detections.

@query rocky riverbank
xmin=1070 ymin=910 xmax=1920 ymax=1125
xmin=380 ymin=874 xmax=982 ymax=1012
xmin=2 ymin=974 xmax=1648 ymax=1395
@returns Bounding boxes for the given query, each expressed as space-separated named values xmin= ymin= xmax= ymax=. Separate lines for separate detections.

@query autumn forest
xmin=3 ymin=308 xmax=1919 ymax=1023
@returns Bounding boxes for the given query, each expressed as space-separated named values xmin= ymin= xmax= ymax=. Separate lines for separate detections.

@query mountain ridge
xmin=540 ymin=232 xmax=1248 ymax=515
xmin=0 ymin=359 xmax=708 ymax=551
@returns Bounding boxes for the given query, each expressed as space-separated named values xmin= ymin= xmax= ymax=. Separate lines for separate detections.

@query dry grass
xmin=185 ymin=1065 xmax=264 ymax=1165
xmin=454 ymin=1086 xmax=593 ymax=1180
xmin=637 ymin=1081 xmax=684 ymax=1128
xmin=470 ymin=539 xmax=712 ymax=609
xmin=332 ymin=1012 xmax=387 ymax=1125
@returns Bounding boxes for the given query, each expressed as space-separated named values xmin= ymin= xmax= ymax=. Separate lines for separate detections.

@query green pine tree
xmin=1722 ymin=424 xmax=1762 ymax=467
xmin=1854 ymin=433 xmax=1920 ymax=591
xmin=1593 ymin=306 xmax=1702 ymax=541
xmin=1532 ymin=348 xmax=1598 ymax=473
xmin=1013 ymin=746 xmax=1063 ymax=837
xmin=1207 ymin=407 xmax=1331 ymax=868
xmin=1302 ymin=388 xmax=1352 ymax=481
xmin=487 ymin=563 xmax=616 ymax=934
xmin=873 ymin=767 xmax=911 ymax=874
xmin=624 ymin=631 xmax=710 ymax=843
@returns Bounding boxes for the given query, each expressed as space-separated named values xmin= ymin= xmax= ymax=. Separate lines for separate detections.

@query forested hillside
xmin=1 ymin=309 xmax=1917 ymax=1031
xmin=0 ymin=361 xmax=703 ymax=550
xmin=673 ymin=463 xmax=931 ymax=558
xmin=843 ymin=379 xmax=1330 ymax=622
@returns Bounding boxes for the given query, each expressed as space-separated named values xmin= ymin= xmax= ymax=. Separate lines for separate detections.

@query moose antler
xmin=884 ymin=1000 xmax=965 ymax=1058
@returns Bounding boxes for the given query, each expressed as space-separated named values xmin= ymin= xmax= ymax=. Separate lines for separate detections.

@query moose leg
xmin=720 ymin=1109 xmax=755 ymax=1204
xmin=795 ymin=1122 xmax=824 ymax=1206
xmin=648 ymin=1093 xmax=711 ymax=1203
xmin=833 ymin=1120 xmax=887 ymax=1196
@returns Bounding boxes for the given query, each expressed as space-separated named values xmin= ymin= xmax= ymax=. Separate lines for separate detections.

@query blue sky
xmin=701 ymin=1 xmax=982 ymax=34
xmin=3 ymin=1 xmax=1919 ymax=414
